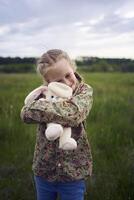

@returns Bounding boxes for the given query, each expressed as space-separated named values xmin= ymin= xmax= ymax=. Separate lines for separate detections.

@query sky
xmin=0 ymin=0 xmax=134 ymax=59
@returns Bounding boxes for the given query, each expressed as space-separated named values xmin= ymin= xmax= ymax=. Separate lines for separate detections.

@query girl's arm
xmin=20 ymin=83 xmax=93 ymax=127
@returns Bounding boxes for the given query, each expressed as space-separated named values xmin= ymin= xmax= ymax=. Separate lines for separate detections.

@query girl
xmin=20 ymin=49 xmax=93 ymax=200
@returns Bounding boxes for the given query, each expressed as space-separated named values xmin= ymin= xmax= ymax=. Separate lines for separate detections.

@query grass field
xmin=0 ymin=72 xmax=134 ymax=200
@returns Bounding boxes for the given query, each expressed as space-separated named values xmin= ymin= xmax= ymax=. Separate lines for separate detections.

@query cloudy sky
xmin=0 ymin=0 xmax=134 ymax=59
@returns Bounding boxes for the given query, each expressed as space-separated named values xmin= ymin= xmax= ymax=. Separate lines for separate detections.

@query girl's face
xmin=45 ymin=58 xmax=77 ymax=91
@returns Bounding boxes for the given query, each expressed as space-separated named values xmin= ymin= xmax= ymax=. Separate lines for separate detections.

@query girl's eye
xmin=65 ymin=73 xmax=70 ymax=79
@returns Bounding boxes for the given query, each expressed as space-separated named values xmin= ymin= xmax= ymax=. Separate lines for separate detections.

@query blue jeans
xmin=34 ymin=176 xmax=86 ymax=200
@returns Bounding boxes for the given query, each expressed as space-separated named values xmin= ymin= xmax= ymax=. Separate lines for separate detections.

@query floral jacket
xmin=20 ymin=79 xmax=93 ymax=182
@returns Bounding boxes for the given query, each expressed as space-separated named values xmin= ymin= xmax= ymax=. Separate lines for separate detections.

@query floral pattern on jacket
xmin=20 ymin=82 xmax=93 ymax=182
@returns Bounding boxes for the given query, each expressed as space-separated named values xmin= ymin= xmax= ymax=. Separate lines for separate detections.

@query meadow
xmin=0 ymin=72 xmax=134 ymax=200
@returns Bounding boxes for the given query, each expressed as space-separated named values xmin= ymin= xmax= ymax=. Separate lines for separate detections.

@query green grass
xmin=0 ymin=72 xmax=134 ymax=200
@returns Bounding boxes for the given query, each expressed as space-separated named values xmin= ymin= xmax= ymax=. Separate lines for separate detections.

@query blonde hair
xmin=37 ymin=49 xmax=77 ymax=79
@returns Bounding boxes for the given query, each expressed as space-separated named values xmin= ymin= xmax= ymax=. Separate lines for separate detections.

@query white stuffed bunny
xmin=24 ymin=82 xmax=77 ymax=150
xmin=45 ymin=82 xmax=77 ymax=150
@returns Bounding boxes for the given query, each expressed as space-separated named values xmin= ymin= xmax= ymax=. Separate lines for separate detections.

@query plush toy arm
xmin=24 ymin=86 xmax=47 ymax=105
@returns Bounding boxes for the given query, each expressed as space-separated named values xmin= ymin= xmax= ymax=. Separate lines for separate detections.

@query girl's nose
xmin=63 ymin=78 xmax=71 ymax=87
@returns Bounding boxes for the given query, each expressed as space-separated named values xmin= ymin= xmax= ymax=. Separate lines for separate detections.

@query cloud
xmin=0 ymin=0 xmax=134 ymax=58
xmin=0 ymin=0 xmax=127 ymax=26
xmin=89 ymin=13 xmax=134 ymax=34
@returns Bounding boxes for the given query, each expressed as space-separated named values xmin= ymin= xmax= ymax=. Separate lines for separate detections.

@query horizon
xmin=0 ymin=55 xmax=134 ymax=60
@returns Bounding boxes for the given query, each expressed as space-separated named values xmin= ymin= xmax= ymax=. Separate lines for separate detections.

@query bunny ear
xmin=48 ymin=82 xmax=72 ymax=98
xmin=24 ymin=86 xmax=48 ymax=105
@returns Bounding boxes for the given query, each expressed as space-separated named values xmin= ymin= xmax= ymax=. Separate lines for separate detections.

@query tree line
xmin=76 ymin=56 xmax=134 ymax=72
xmin=0 ymin=57 xmax=36 ymax=73
xmin=0 ymin=56 xmax=134 ymax=73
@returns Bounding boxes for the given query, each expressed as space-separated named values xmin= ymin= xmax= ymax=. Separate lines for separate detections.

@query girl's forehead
xmin=45 ymin=59 xmax=73 ymax=82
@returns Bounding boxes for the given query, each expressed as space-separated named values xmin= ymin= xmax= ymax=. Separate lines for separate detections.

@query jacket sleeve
xmin=20 ymin=83 xmax=93 ymax=127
